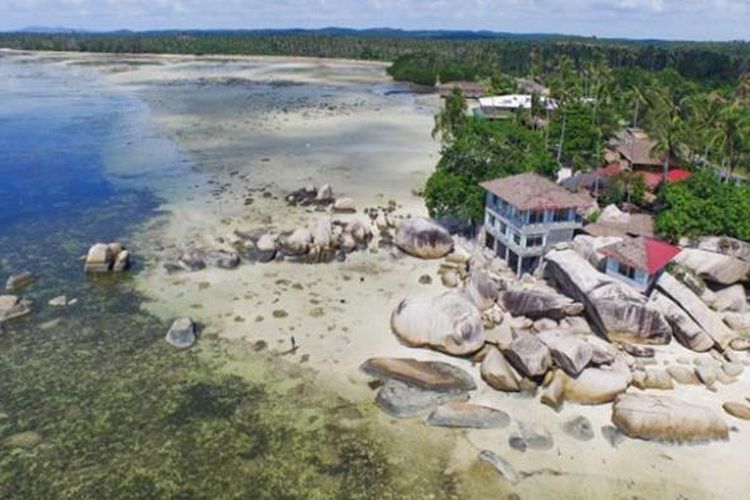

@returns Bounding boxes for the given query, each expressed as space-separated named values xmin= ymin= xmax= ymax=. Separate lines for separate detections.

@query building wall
xmin=484 ymin=192 xmax=583 ymax=276
xmin=605 ymin=257 xmax=650 ymax=292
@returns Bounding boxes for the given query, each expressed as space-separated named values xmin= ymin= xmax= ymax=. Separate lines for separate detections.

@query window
xmin=618 ymin=262 xmax=637 ymax=280
xmin=513 ymin=232 xmax=521 ymax=246
xmin=528 ymin=210 xmax=544 ymax=224
xmin=553 ymin=209 xmax=570 ymax=222
xmin=487 ymin=213 xmax=496 ymax=228
xmin=486 ymin=233 xmax=496 ymax=251
xmin=498 ymin=221 xmax=507 ymax=234
xmin=526 ymin=235 xmax=544 ymax=248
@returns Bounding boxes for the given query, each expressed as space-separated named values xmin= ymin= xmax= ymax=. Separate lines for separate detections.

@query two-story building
xmin=598 ymin=236 xmax=681 ymax=293
xmin=480 ymin=173 xmax=593 ymax=277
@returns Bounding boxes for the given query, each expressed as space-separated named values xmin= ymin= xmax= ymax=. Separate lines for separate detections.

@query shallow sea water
xmin=0 ymin=57 xmax=476 ymax=499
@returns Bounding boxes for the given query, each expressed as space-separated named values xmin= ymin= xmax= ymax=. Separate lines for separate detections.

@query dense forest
xmin=1 ymin=29 xmax=750 ymax=85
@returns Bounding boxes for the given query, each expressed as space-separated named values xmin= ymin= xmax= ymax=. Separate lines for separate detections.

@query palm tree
xmin=629 ymin=84 xmax=647 ymax=128
xmin=647 ymin=87 xmax=683 ymax=182
xmin=716 ymin=104 xmax=750 ymax=179
xmin=432 ymin=88 xmax=467 ymax=144
xmin=552 ymin=55 xmax=579 ymax=164
xmin=737 ymin=73 xmax=750 ymax=104
xmin=683 ymin=93 xmax=724 ymax=168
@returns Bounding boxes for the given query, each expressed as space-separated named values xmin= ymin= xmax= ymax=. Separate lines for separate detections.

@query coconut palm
xmin=647 ymin=87 xmax=684 ymax=181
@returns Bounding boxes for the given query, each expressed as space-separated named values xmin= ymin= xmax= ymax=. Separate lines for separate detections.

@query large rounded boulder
xmin=391 ymin=291 xmax=484 ymax=356
xmin=395 ymin=218 xmax=453 ymax=259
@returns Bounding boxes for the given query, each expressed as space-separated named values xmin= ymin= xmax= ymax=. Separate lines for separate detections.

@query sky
xmin=0 ymin=0 xmax=748 ymax=41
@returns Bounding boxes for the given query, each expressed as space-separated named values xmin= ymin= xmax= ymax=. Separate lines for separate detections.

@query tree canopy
xmin=424 ymin=118 xmax=558 ymax=222
xmin=656 ymin=169 xmax=750 ymax=242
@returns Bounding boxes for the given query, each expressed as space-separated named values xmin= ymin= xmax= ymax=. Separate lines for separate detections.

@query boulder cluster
xmin=166 ymin=185 xmax=402 ymax=272
xmin=285 ymin=184 xmax=356 ymax=214
xmin=364 ymin=230 xmax=750 ymax=449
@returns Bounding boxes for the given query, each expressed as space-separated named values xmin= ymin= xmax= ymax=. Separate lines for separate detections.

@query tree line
xmin=1 ymin=31 xmax=750 ymax=85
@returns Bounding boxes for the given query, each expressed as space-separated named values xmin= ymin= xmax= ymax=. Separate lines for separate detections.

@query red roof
xmin=640 ymin=169 xmax=692 ymax=190
xmin=596 ymin=164 xmax=622 ymax=177
xmin=666 ymin=169 xmax=693 ymax=183
xmin=600 ymin=236 xmax=682 ymax=275
xmin=642 ymin=172 xmax=662 ymax=190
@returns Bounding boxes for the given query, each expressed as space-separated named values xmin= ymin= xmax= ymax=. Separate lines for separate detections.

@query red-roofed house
xmin=641 ymin=168 xmax=693 ymax=190
xmin=599 ymin=237 xmax=682 ymax=292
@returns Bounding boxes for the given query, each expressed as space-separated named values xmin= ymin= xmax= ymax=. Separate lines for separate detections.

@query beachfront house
xmin=598 ymin=236 xmax=681 ymax=293
xmin=476 ymin=94 xmax=557 ymax=119
xmin=480 ymin=173 xmax=592 ymax=277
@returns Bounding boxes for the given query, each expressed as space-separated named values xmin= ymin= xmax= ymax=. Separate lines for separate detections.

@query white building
xmin=477 ymin=94 xmax=558 ymax=119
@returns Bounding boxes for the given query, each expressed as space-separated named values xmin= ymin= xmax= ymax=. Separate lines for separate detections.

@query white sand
xmin=10 ymin=50 xmax=750 ymax=499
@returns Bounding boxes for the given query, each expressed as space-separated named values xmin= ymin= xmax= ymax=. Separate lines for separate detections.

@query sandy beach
xmin=6 ymin=50 xmax=750 ymax=499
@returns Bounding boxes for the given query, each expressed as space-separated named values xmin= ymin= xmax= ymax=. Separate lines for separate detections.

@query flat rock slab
xmin=647 ymin=290 xmax=715 ymax=352
xmin=427 ymin=402 xmax=510 ymax=429
xmin=612 ymin=394 xmax=729 ymax=443
xmin=501 ymin=289 xmax=583 ymax=320
xmin=375 ymin=380 xmax=469 ymax=418
xmin=478 ymin=450 xmax=519 ymax=484
xmin=723 ymin=402 xmax=750 ymax=420
xmin=656 ymin=272 xmax=735 ymax=349
xmin=361 ymin=357 xmax=476 ymax=393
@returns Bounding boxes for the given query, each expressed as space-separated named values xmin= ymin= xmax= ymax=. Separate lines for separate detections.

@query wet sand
xmin=6 ymin=50 xmax=750 ymax=499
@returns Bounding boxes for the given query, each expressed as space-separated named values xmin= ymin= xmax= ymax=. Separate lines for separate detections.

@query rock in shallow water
xmin=5 ymin=271 xmax=37 ymax=291
xmin=0 ymin=295 xmax=32 ymax=322
xmin=178 ymin=248 xmax=207 ymax=271
xmin=84 ymin=242 xmax=130 ymax=273
xmin=563 ymin=415 xmax=594 ymax=441
xmin=203 ymin=249 xmax=241 ymax=269
xmin=360 ymin=357 xmax=476 ymax=393
xmin=427 ymin=402 xmax=510 ymax=429
xmin=48 ymin=295 xmax=69 ymax=308
xmin=478 ymin=450 xmax=519 ymax=484
xmin=375 ymin=380 xmax=469 ymax=418
xmin=165 ymin=317 xmax=197 ymax=349
xmin=510 ymin=422 xmax=554 ymax=451
xmin=601 ymin=425 xmax=626 ymax=448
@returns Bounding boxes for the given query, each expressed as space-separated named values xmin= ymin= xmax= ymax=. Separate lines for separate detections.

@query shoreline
xmin=5 ymin=50 xmax=750 ymax=498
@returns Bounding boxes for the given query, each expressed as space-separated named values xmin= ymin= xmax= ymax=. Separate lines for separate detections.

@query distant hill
xmin=19 ymin=26 xmax=89 ymax=34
